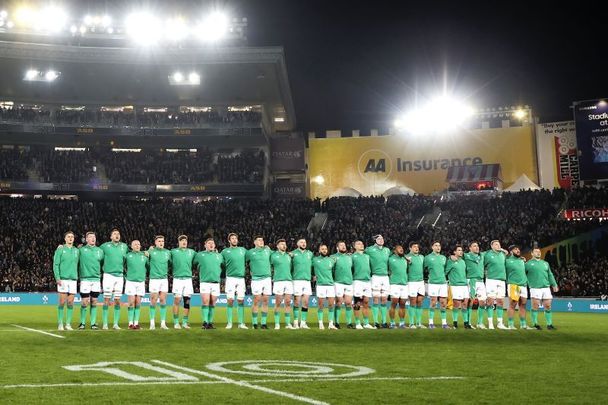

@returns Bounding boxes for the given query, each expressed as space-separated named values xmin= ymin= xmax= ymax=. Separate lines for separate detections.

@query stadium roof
xmin=0 ymin=40 xmax=295 ymax=131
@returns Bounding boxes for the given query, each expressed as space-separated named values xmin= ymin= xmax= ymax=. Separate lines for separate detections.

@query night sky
xmin=20 ymin=0 xmax=608 ymax=130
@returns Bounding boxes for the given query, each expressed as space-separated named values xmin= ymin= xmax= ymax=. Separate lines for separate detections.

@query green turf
xmin=0 ymin=306 xmax=606 ymax=404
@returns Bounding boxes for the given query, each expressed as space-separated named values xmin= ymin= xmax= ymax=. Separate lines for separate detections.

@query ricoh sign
xmin=564 ymin=208 xmax=608 ymax=220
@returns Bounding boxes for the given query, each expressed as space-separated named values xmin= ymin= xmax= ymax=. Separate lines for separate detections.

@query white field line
xmin=11 ymin=324 xmax=65 ymax=339
xmin=152 ymin=360 xmax=328 ymax=405
xmin=2 ymin=375 xmax=465 ymax=390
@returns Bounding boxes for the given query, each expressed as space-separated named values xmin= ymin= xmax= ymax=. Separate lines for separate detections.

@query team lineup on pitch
xmin=52 ymin=230 xmax=560 ymax=333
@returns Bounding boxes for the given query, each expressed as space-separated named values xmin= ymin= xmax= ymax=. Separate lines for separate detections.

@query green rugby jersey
xmin=445 ymin=258 xmax=467 ymax=286
xmin=246 ymin=247 xmax=272 ymax=280
xmin=464 ymin=252 xmax=484 ymax=280
xmin=126 ymin=251 xmax=148 ymax=282
xmin=53 ymin=245 xmax=79 ymax=281
xmin=221 ymin=246 xmax=247 ymax=278
xmin=364 ymin=245 xmax=390 ymax=276
xmin=313 ymin=256 xmax=335 ymax=286
xmin=270 ymin=251 xmax=293 ymax=282
xmin=148 ymin=247 xmax=171 ymax=279
xmin=170 ymin=248 xmax=195 ymax=279
xmin=506 ymin=256 xmax=527 ymax=286
xmin=352 ymin=252 xmax=371 ymax=281
xmin=388 ymin=254 xmax=408 ymax=285
xmin=78 ymin=245 xmax=103 ymax=281
xmin=424 ymin=252 xmax=447 ymax=284
xmin=483 ymin=250 xmax=507 ymax=281
xmin=291 ymin=249 xmax=313 ymax=281
xmin=331 ymin=252 xmax=353 ymax=285
xmin=100 ymin=241 xmax=128 ymax=276
xmin=194 ymin=251 xmax=224 ymax=283
xmin=405 ymin=253 xmax=424 ymax=282
xmin=525 ymin=259 xmax=557 ymax=288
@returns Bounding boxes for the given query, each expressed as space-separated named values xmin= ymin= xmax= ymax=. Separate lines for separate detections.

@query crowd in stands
xmin=0 ymin=147 xmax=266 ymax=184
xmin=0 ymin=107 xmax=261 ymax=128
xmin=0 ymin=188 xmax=606 ymax=295
xmin=0 ymin=149 xmax=30 ymax=181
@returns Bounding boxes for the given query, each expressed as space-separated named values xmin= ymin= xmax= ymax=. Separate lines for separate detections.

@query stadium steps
xmin=94 ymin=162 xmax=109 ymax=182
xmin=307 ymin=212 xmax=328 ymax=238
xmin=419 ymin=206 xmax=443 ymax=228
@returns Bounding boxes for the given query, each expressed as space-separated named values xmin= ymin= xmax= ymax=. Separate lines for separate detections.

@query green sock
xmin=462 ymin=308 xmax=468 ymax=323
xmin=237 ymin=303 xmax=244 ymax=324
xmin=487 ymin=306 xmax=494 ymax=322
xmin=429 ymin=308 xmax=435 ymax=323
xmin=226 ymin=303 xmax=234 ymax=324
xmin=134 ymin=306 xmax=141 ymax=324
xmin=335 ymin=306 xmax=342 ymax=323
xmin=520 ymin=317 xmax=527 ymax=328
xmin=57 ymin=304 xmax=64 ymax=325
xmin=149 ymin=305 xmax=156 ymax=322
xmin=531 ymin=309 xmax=539 ymax=325
xmin=160 ymin=304 xmax=167 ymax=322
xmin=80 ymin=305 xmax=87 ymax=325
xmin=452 ymin=309 xmax=460 ymax=323
xmin=468 ymin=307 xmax=473 ymax=323
xmin=380 ymin=305 xmax=387 ymax=324
xmin=318 ymin=309 xmax=324 ymax=323
xmin=102 ymin=304 xmax=109 ymax=325
xmin=356 ymin=317 xmax=362 ymax=326
xmin=274 ymin=309 xmax=280 ymax=325
xmin=416 ymin=306 xmax=423 ymax=325
xmin=128 ymin=307 xmax=134 ymax=323
xmin=301 ymin=308 xmax=308 ymax=322
xmin=66 ymin=305 xmax=73 ymax=324
xmin=90 ymin=304 xmax=97 ymax=325
xmin=182 ymin=315 xmax=189 ymax=326
xmin=477 ymin=307 xmax=485 ymax=325
xmin=328 ymin=307 xmax=335 ymax=322
xmin=261 ymin=312 xmax=267 ymax=326
xmin=363 ymin=315 xmax=369 ymax=325
xmin=545 ymin=310 xmax=553 ymax=326
xmin=408 ymin=306 xmax=415 ymax=325
xmin=285 ymin=312 xmax=291 ymax=325
xmin=294 ymin=307 xmax=300 ymax=322
xmin=173 ymin=313 xmax=179 ymax=325
xmin=508 ymin=317 xmax=514 ymax=328
xmin=252 ymin=311 xmax=258 ymax=325
xmin=345 ymin=307 xmax=353 ymax=325
xmin=440 ymin=308 xmax=446 ymax=324
xmin=371 ymin=304 xmax=379 ymax=324
xmin=209 ymin=306 xmax=215 ymax=323
xmin=113 ymin=305 xmax=120 ymax=326
xmin=497 ymin=307 xmax=504 ymax=322
xmin=202 ymin=306 xmax=209 ymax=323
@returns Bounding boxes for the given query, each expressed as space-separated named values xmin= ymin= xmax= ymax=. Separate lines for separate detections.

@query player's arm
xmin=53 ymin=247 xmax=62 ymax=285
xmin=548 ymin=264 xmax=559 ymax=292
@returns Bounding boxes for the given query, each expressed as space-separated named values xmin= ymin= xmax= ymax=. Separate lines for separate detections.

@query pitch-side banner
xmin=308 ymin=126 xmax=538 ymax=197
xmin=270 ymin=137 xmax=306 ymax=171
xmin=574 ymin=99 xmax=608 ymax=180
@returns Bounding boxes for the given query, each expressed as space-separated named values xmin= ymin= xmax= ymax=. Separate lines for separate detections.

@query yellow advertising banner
xmin=308 ymin=126 xmax=538 ymax=197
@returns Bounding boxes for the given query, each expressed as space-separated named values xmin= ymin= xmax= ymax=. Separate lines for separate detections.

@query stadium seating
xmin=0 ymin=188 xmax=606 ymax=295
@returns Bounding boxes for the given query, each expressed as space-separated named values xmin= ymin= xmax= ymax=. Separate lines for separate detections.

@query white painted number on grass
xmin=206 ymin=360 xmax=375 ymax=378
xmin=63 ymin=361 xmax=198 ymax=382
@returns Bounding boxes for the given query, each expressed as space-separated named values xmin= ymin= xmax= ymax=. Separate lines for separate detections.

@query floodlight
xmin=165 ymin=17 xmax=189 ymax=41
xmin=196 ymin=12 xmax=228 ymax=41
xmin=25 ymin=69 xmax=39 ymax=80
xmin=513 ymin=109 xmax=527 ymax=120
xmin=45 ymin=70 xmax=59 ymax=81
xmin=126 ymin=12 xmax=162 ymax=45
xmin=188 ymin=72 xmax=200 ymax=84
xmin=172 ymin=72 xmax=184 ymax=83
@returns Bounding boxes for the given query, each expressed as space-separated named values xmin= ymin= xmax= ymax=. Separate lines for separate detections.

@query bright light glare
xmin=188 ymin=72 xmax=200 ymax=84
xmin=25 ymin=69 xmax=39 ymax=80
xmin=513 ymin=109 xmax=527 ymax=120
xmin=397 ymin=95 xmax=475 ymax=135
xmin=45 ymin=70 xmax=59 ymax=81
xmin=0 ymin=10 xmax=7 ymax=19
xmin=172 ymin=72 xmax=184 ymax=83
xmin=196 ymin=12 xmax=228 ymax=41
xmin=40 ymin=6 xmax=68 ymax=32
xmin=165 ymin=17 xmax=189 ymax=41
xmin=312 ymin=175 xmax=325 ymax=185
xmin=101 ymin=15 xmax=112 ymax=27
xmin=84 ymin=15 xmax=93 ymax=26
xmin=126 ymin=12 xmax=162 ymax=45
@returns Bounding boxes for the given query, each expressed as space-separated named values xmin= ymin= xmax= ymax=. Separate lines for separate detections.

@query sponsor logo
xmin=271 ymin=151 xmax=302 ymax=159
xmin=0 ymin=296 xmax=20 ymax=303
xmin=589 ymin=304 xmax=608 ymax=310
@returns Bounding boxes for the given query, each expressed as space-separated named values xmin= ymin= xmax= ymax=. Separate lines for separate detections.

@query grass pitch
xmin=0 ymin=306 xmax=606 ymax=404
